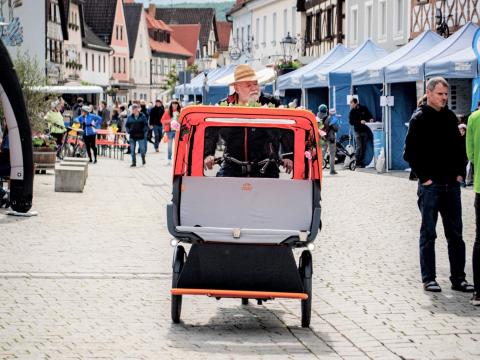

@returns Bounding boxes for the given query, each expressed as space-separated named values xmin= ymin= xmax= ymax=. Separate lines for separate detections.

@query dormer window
xmin=166 ymin=33 xmax=170 ymax=43
xmin=159 ymin=31 xmax=164 ymax=42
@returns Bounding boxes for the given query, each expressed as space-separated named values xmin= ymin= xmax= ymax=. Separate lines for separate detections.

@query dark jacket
xmin=149 ymin=105 xmax=165 ymax=126
xmin=349 ymin=104 xmax=373 ymax=133
xmin=403 ymin=104 xmax=465 ymax=184
xmin=126 ymin=113 xmax=148 ymax=140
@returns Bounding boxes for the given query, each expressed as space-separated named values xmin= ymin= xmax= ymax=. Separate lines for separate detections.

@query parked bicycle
xmin=57 ymin=126 xmax=87 ymax=160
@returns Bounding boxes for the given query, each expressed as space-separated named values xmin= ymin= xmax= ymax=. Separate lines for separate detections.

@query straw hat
xmin=231 ymin=64 xmax=258 ymax=85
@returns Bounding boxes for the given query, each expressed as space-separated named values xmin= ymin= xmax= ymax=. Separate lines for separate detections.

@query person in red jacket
xmin=161 ymin=100 xmax=181 ymax=165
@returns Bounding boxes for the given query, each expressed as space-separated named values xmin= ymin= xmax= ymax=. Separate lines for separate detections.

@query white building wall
xmin=249 ymin=0 xmax=302 ymax=67
xmin=129 ymin=12 xmax=152 ymax=101
xmin=1 ymin=0 xmax=46 ymax=69
xmin=230 ymin=8 xmax=252 ymax=65
xmin=81 ymin=49 xmax=111 ymax=87
xmin=345 ymin=0 xmax=409 ymax=51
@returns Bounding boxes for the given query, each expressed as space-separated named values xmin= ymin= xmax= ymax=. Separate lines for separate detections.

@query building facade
xmin=297 ymin=0 xmax=344 ymax=58
xmin=248 ymin=0 xmax=303 ymax=67
xmin=345 ymin=0 xmax=409 ymax=51
xmin=411 ymin=0 xmax=480 ymax=39
xmin=124 ymin=3 xmax=151 ymax=101
xmin=63 ymin=0 xmax=83 ymax=83
xmin=84 ymin=0 xmax=130 ymax=103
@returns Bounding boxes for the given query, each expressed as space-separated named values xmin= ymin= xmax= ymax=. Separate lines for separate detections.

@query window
xmin=241 ymin=27 xmax=244 ymax=50
xmin=351 ymin=7 xmax=358 ymax=44
xmin=92 ymin=54 xmax=94 ymax=71
xmin=306 ymin=14 xmax=312 ymax=44
xmin=113 ymin=56 xmax=116 ymax=73
xmin=120 ymin=26 xmax=123 ymax=41
xmin=314 ymin=12 xmax=320 ymax=41
xmin=395 ymin=0 xmax=403 ymax=35
xmin=378 ymin=0 xmax=387 ymax=40
xmin=116 ymin=25 xmax=119 ymax=40
xmin=236 ymin=27 xmax=239 ymax=45
xmin=256 ymin=18 xmax=260 ymax=44
xmin=283 ymin=9 xmax=288 ymax=37
xmin=272 ymin=13 xmax=277 ymax=43
xmin=292 ymin=6 xmax=296 ymax=36
xmin=326 ymin=7 xmax=333 ymax=38
xmin=103 ymin=56 xmax=106 ymax=72
xmin=123 ymin=58 xmax=126 ymax=73
xmin=247 ymin=25 xmax=250 ymax=44
xmin=263 ymin=16 xmax=267 ymax=44
xmin=85 ymin=52 xmax=88 ymax=70
xmin=365 ymin=3 xmax=373 ymax=39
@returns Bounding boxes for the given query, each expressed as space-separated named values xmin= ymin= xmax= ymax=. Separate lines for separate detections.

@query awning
xmin=32 ymin=85 xmax=104 ymax=94
xmin=352 ymin=31 xmax=443 ymax=85
xmin=385 ymin=21 xmax=479 ymax=83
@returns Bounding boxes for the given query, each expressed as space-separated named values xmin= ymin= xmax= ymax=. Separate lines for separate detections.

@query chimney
xmin=148 ymin=4 xmax=156 ymax=17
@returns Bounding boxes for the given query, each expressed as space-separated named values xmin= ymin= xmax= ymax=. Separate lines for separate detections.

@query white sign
xmin=387 ymin=96 xmax=394 ymax=107
xmin=380 ymin=96 xmax=387 ymax=107
xmin=380 ymin=96 xmax=394 ymax=107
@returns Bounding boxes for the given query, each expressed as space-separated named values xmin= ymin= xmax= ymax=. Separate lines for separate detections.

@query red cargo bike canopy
xmin=173 ymin=106 xmax=323 ymax=181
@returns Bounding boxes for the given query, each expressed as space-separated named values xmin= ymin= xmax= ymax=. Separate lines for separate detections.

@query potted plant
xmin=275 ymin=59 xmax=302 ymax=76
xmin=32 ymin=132 xmax=57 ymax=172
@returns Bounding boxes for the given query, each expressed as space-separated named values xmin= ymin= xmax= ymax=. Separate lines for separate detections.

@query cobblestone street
xmin=0 ymin=145 xmax=478 ymax=360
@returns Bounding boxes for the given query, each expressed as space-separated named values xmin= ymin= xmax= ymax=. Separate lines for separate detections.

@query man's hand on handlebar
xmin=283 ymin=159 xmax=293 ymax=174
xmin=204 ymin=155 xmax=215 ymax=170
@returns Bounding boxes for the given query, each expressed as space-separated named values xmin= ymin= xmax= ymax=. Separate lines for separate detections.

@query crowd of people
xmin=44 ymin=96 xmax=182 ymax=167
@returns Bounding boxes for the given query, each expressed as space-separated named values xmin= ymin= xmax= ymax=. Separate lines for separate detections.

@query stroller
xmin=322 ymin=134 xmax=356 ymax=171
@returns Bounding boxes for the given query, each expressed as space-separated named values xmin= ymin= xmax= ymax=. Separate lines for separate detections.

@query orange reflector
xmin=171 ymin=288 xmax=308 ymax=300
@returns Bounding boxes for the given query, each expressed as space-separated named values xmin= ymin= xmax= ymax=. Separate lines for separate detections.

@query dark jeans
xmin=129 ymin=138 xmax=146 ymax=164
xmin=84 ymin=134 xmax=97 ymax=161
xmin=474 ymin=194 xmax=480 ymax=292
xmin=152 ymin=125 xmax=162 ymax=150
xmin=417 ymin=182 xmax=466 ymax=285
xmin=354 ymin=131 xmax=369 ymax=166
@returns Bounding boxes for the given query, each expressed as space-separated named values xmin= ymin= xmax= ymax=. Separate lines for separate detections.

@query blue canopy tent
xmin=204 ymin=64 xmax=236 ymax=104
xmin=385 ymin=21 xmax=478 ymax=170
xmin=352 ymin=31 xmax=443 ymax=171
xmin=175 ymin=72 xmax=204 ymax=101
xmin=277 ymin=44 xmax=351 ymax=107
xmin=299 ymin=45 xmax=352 ymax=115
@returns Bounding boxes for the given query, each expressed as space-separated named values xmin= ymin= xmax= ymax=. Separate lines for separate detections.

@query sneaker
xmin=424 ymin=280 xmax=442 ymax=292
xmin=451 ymin=280 xmax=475 ymax=293
xmin=330 ymin=171 xmax=338 ymax=175
xmin=142 ymin=157 xmax=146 ymax=165
xmin=470 ymin=293 xmax=480 ymax=306
xmin=130 ymin=163 xmax=136 ymax=167
xmin=93 ymin=159 xmax=97 ymax=164
xmin=89 ymin=159 xmax=93 ymax=163
xmin=155 ymin=148 xmax=159 ymax=153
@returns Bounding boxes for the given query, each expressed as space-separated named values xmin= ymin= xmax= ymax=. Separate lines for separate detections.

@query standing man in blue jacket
xmin=75 ymin=105 xmax=101 ymax=163
xmin=126 ymin=103 xmax=148 ymax=167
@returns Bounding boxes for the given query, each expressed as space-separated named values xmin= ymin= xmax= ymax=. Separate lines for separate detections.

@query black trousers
xmin=84 ymin=134 xmax=97 ymax=161
xmin=474 ymin=194 xmax=480 ymax=292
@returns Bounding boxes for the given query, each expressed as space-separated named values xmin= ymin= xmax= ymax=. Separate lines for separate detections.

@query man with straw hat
xmin=222 ymin=64 xmax=279 ymax=107
xmin=203 ymin=65 xmax=292 ymax=177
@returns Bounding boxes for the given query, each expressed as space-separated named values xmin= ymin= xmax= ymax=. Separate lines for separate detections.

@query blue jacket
xmin=126 ymin=113 xmax=148 ymax=140
xmin=75 ymin=113 xmax=102 ymax=136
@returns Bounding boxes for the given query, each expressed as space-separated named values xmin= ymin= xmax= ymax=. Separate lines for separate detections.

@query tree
xmin=4 ymin=52 xmax=53 ymax=132
xmin=166 ymin=64 xmax=179 ymax=95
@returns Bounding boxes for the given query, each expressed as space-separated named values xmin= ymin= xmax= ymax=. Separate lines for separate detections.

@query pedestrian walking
xmin=97 ymin=100 xmax=111 ymax=129
xmin=404 ymin=77 xmax=474 ymax=293
xmin=125 ymin=103 xmax=148 ymax=167
xmin=349 ymin=98 xmax=373 ymax=168
xmin=75 ymin=105 xmax=101 ymax=164
xmin=161 ymin=100 xmax=181 ymax=166
xmin=149 ymin=99 xmax=165 ymax=152
xmin=324 ymin=108 xmax=340 ymax=175
xmin=466 ymin=108 xmax=480 ymax=305
xmin=45 ymin=101 xmax=66 ymax=146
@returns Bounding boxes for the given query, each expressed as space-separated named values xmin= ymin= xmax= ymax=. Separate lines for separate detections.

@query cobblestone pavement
xmin=0 ymin=144 xmax=478 ymax=360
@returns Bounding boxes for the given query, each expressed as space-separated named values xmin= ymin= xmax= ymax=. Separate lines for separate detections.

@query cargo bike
xmin=167 ymin=106 xmax=322 ymax=327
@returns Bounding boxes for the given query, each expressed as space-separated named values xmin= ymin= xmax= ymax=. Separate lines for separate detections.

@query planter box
xmin=277 ymin=68 xmax=296 ymax=76
xmin=33 ymin=147 xmax=56 ymax=171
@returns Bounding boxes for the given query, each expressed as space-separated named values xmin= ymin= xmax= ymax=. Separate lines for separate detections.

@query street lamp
xmin=202 ymin=57 xmax=212 ymax=105
xmin=280 ymin=32 xmax=297 ymax=63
